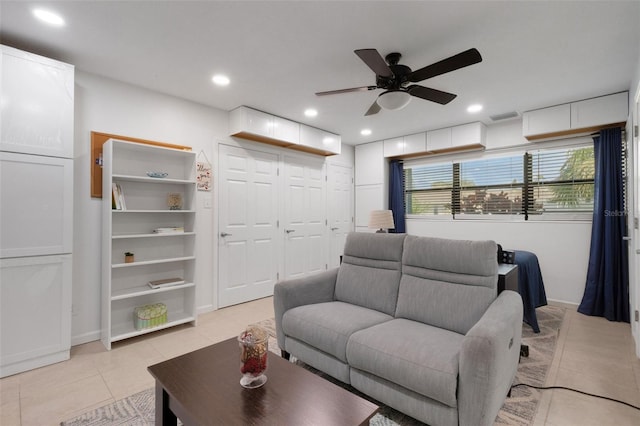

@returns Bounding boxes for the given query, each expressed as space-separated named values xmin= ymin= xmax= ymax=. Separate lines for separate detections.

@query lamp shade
xmin=368 ymin=210 xmax=395 ymax=232
xmin=377 ymin=90 xmax=411 ymax=111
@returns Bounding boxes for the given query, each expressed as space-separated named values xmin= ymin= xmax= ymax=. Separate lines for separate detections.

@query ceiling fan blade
xmin=315 ymin=86 xmax=377 ymax=96
xmin=408 ymin=48 xmax=482 ymax=83
xmin=365 ymin=100 xmax=381 ymax=116
xmin=355 ymin=49 xmax=393 ymax=78
xmin=408 ymin=85 xmax=457 ymax=105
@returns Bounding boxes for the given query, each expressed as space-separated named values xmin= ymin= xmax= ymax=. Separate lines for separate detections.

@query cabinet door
xmin=234 ymin=107 xmax=273 ymax=138
xmin=451 ymin=122 xmax=484 ymax=147
xmin=299 ymin=125 xmax=323 ymax=150
xmin=0 ymin=46 xmax=74 ymax=158
xmin=403 ymin=132 xmax=426 ymax=155
xmin=427 ymin=128 xmax=452 ymax=151
xmin=0 ymin=152 xmax=73 ymax=258
xmin=571 ymin=92 xmax=628 ymax=129
xmin=273 ymin=116 xmax=300 ymax=144
xmin=355 ymin=141 xmax=385 ymax=185
xmin=383 ymin=137 xmax=405 ymax=157
xmin=355 ymin=184 xmax=386 ymax=228
xmin=1 ymin=254 xmax=71 ymax=377
xmin=522 ymin=104 xmax=571 ymax=137
xmin=321 ymin=131 xmax=341 ymax=155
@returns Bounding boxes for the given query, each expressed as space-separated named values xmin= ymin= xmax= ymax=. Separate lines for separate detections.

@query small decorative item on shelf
xmin=167 ymin=192 xmax=183 ymax=210
xmin=146 ymin=171 xmax=168 ymax=178
xmin=133 ymin=303 xmax=168 ymax=330
xmin=238 ymin=325 xmax=269 ymax=389
xmin=124 ymin=252 xmax=134 ymax=263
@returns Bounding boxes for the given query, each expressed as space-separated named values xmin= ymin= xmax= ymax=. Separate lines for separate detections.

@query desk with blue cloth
xmin=498 ymin=250 xmax=547 ymax=333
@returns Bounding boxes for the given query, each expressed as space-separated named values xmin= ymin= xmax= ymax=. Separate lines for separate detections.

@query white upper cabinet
xmin=570 ymin=92 xmax=628 ymax=129
xmin=237 ymin=107 xmax=273 ymax=139
xmin=426 ymin=127 xmax=452 ymax=151
xmin=230 ymin=106 xmax=295 ymax=142
xmin=299 ymin=124 xmax=341 ymax=155
xmin=383 ymin=133 xmax=426 ymax=157
xmin=427 ymin=122 xmax=486 ymax=153
xmin=230 ymin=106 xmax=341 ymax=155
xmin=404 ymin=132 xmax=427 ymax=154
xmin=273 ymin=116 xmax=300 ymax=144
xmin=0 ymin=45 xmax=74 ymax=158
xmin=523 ymin=92 xmax=628 ymax=140
xmin=522 ymin=104 xmax=571 ymax=138
xmin=383 ymin=137 xmax=405 ymax=157
xmin=451 ymin=122 xmax=486 ymax=148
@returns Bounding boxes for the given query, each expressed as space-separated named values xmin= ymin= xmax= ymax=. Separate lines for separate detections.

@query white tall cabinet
xmin=355 ymin=142 xmax=388 ymax=232
xmin=0 ymin=45 xmax=74 ymax=377
xmin=101 ymin=140 xmax=197 ymax=349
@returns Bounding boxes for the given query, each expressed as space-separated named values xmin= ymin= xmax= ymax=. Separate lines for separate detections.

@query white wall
xmin=72 ymin=71 xmax=231 ymax=344
xmin=404 ymin=119 xmax=593 ymax=305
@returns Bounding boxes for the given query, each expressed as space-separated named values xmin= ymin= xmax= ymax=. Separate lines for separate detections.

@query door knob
xmin=285 ymin=229 xmax=295 ymax=234
xmin=331 ymin=227 xmax=339 ymax=231
xmin=220 ymin=232 xmax=232 ymax=237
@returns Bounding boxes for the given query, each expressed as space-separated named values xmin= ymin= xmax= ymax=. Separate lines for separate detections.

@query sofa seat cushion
xmin=346 ymin=319 xmax=464 ymax=408
xmin=282 ymin=301 xmax=393 ymax=363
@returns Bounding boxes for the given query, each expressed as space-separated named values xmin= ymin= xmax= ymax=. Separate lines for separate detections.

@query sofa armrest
xmin=273 ymin=268 xmax=338 ymax=349
xmin=458 ymin=290 xmax=523 ymax=426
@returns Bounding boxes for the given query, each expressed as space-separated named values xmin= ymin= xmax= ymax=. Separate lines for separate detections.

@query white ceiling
xmin=2 ymin=1 xmax=639 ymax=145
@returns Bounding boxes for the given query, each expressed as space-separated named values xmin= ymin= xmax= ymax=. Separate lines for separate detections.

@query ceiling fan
xmin=316 ymin=48 xmax=482 ymax=116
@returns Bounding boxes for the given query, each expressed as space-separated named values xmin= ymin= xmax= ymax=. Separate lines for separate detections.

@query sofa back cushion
xmin=335 ymin=232 xmax=406 ymax=316
xmin=396 ymin=235 xmax=498 ymax=335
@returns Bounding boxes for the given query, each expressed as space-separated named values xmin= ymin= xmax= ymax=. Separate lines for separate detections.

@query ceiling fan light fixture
xmin=377 ymin=90 xmax=411 ymax=111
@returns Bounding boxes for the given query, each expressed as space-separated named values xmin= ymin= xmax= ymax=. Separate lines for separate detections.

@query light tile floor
xmin=1 ymin=298 xmax=639 ymax=425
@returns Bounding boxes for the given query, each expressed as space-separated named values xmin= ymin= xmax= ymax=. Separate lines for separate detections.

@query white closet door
xmin=328 ymin=163 xmax=353 ymax=268
xmin=218 ymin=145 xmax=279 ymax=308
xmin=283 ymin=155 xmax=326 ymax=279
xmin=327 ymin=164 xmax=354 ymax=268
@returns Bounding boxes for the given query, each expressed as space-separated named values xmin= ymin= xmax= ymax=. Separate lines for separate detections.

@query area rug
xmin=61 ymin=305 xmax=564 ymax=426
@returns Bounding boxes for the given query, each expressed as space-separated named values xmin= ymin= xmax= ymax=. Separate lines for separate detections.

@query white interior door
xmin=218 ymin=145 xmax=279 ymax=308
xmin=328 ymin=163 xmax=353 ymax=268
xmin=283 ymin=155 xmax=326 ymax=279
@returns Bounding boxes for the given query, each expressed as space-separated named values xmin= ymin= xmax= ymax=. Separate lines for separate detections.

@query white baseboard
xmin=71 ymin=330 xmax=101 ymax=347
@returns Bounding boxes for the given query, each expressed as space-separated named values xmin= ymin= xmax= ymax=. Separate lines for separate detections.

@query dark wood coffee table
xmin=147 ymin=337 xmax=379 ymax=425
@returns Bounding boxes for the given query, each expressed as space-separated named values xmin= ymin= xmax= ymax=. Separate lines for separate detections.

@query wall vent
xmin=489 ymin=111 xmax=520 ymax=121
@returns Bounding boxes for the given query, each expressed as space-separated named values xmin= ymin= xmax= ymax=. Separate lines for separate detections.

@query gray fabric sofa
xmin=274 ymin=232 xmax=523 ymax=426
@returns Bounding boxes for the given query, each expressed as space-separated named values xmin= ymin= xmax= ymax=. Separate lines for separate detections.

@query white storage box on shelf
xmin=101 ymin=139 xmax=197 ymax=349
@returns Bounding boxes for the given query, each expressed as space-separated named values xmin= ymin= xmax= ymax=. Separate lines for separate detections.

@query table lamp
xmin=368 ymin=210 xmax=395 ymax=233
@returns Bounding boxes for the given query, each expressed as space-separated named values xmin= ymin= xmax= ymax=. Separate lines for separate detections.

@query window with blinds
xmin=404 ymin=162 xmax=453 ymax=215
xmin=404 ymin=144 xmax=596 ymax=220
xmin=454 ymin=156 xmax=524 ymax=216
xmin=528 ymin=147 xmax=595 ymax=215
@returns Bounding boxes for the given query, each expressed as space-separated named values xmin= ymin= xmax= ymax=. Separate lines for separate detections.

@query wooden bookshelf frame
xmin=91 ymin=131 xmax=192 ymax=198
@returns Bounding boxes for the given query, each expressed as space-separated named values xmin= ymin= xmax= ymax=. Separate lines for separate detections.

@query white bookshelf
xmin=101 ymin=139 xmax=197 ymax=349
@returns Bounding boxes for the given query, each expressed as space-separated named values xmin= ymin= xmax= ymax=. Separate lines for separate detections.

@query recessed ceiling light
xmin=33 ymin=9 xmax=65 ymax=26
xmin=211 ymin=74 xmax=230 ymax=86
xmin=360 ymin=129 xmax=372 ymax=136
xmin=304 ymin=108 xmax=318 ymax=117
xmin=467 ymin=104 xmax=483 ymax=113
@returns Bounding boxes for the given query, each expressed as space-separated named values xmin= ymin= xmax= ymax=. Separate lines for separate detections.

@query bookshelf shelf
xmin=102 ymin=139 xmax=197 ymax=350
